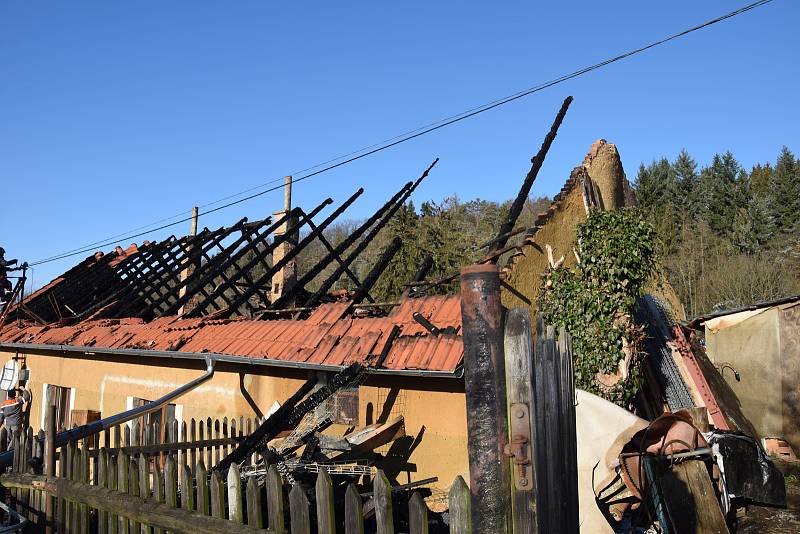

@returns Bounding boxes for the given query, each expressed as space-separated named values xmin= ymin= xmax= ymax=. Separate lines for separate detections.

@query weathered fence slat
xmin=213 ymin=419 xmax=221 ymax=467
xmin=409 ymin=492 xmax=429 ymax=534
xmin=266 ymin=465 xmax=284 ymax=533
xmin=288 ymin=483 xmax=310 ymax=534
xmin=180 ymin=463 xmax=194 ymax=511
xmin=245 ymin=475 xmax=262 ymax=528
xmin=532 ymin=319 xmax=579 ymax=534
xmin=344 ymin=484 xmax=364 ymax=534
xmin=165 ymin=455 xmax=178 ymax=511
xmin=195 ymin=462 xmax=210 ymax=516
xmin=374 ymin=470 xmax=394 ymax=534
xmin=504 ymin=307 xmax=538 ymax=534
xmin=228 ymin=464 xmax=244 ymax=523
xmin=153 ymin=461 xmax=165 ymax=534
xmin=98 ymin=450 xmax=109 ymax=534
xmin=315 ymin=468 xmax=335 ymax=534
xmin=129 ymin=456 xmax=141 ymax=534
xmin=210 ymin=470 xmax=225 ymax=519
xmin=188 ymin=419 xmax=196 ymax=474
xmin=138 ymin=454 xmax=150 ymax=534
xmin=108 ymin=454 xmax=119 ymax=534
xmin=118 ymin=450 xmax=130 ymax=534
xmin=448 ymin=476 xmax=471 ymax=534
xmin=64 ymin=441 xmax=74 ymax=534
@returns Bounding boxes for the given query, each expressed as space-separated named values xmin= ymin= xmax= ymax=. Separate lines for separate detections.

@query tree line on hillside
xmin=287 ymin=146 xmax=800 ymax=317
xmin=294 ymin=196 xmax=551 ymax=302
xmin=634 ymin=147 xmax=800 ymax=317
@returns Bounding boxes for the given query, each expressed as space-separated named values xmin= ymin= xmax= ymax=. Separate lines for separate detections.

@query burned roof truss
xmin=8 ymin=161 xmax=440 ymax=326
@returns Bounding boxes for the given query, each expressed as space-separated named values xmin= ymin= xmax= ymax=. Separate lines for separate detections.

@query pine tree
xmin=633 ymin=158 xmax=677 ymax=213
xmin=749 ymin=163 xmax=774 ymax=199
xmin=731 ymin=192 xmax=773 ymax=254
xmin=373 ymin=201 xmax=421 ymax=300
xmin=672 ymin=149 xmax=701 ymax=218
xmin=699 ymin=152 xmax=745 ymax=237
xmin=771 ymin=146 xmax=800 ymax=235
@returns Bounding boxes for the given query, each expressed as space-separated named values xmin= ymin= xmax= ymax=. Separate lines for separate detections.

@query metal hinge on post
xmin=504 ymin=402 xmax=533 ymax=490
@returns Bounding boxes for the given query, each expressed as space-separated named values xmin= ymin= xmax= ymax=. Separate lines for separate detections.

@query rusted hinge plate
xmin=506 ymin=402 xmax=533 ymax=491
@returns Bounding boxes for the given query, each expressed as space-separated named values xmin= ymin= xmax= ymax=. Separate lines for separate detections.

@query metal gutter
xmin=0 ymin=341 xmax=462 ymax=379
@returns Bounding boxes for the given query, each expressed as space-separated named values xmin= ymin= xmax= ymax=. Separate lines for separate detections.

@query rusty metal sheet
xmin=0 ymin=295 xmax=464 ymax=372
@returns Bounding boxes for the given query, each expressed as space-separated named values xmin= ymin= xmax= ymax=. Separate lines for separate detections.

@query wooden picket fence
xmin=0 ymin=420 xmax=472 ymax=533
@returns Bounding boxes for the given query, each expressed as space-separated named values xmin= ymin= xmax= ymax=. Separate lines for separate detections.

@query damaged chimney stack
xmin=270 ymin=176 xmax=298 ymax=302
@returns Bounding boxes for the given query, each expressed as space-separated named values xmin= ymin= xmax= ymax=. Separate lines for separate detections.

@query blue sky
xmin=1 ymin=1 xmax=797 ymax=288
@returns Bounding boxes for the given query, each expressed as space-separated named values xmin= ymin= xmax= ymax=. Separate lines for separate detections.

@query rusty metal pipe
xmin=459 ymin=263 xmax=511 ymax=533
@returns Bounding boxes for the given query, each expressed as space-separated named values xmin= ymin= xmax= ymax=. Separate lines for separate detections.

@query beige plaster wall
xmin=705 ymin=308 xmax=784 ymax=438
xmin=779 ymin=303 xmax=800 ymax=453
xmin=502 ymin=139 xmax=685 ymax=322
xmin=0 ymin=348 xmax=469 ymax=487
xmin=502 ymin=183 xmax=587 ymax=312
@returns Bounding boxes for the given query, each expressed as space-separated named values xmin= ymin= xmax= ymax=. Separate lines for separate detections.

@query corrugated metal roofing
xmin=0 ymin=295 xmax=464 ymax=373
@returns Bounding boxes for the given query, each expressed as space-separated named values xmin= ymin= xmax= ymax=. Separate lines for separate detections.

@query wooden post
xmin=44 ymin=404 xmax=56 ymax=534
xmin=448 ymin=476 xmax=471 ymax=534
xmin=504 ymin=308 xmax=538 ymax=533
xmin=344 ymin=484 xmax=364 ymax=534
xmin=374 ymin=470 xmax=394 ymax=534
xmin=70 ymin=446 xmax=79 ymax=534
xmin=459 ymin=263 xmax=511 ymax=533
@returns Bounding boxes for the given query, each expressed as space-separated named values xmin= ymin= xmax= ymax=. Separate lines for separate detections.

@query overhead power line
xmin=29 ymin=0 xmax=775 ymax=267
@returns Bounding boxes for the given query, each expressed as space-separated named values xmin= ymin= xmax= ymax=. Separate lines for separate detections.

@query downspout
xmin=0 ymin=357 xmax=216 ymax=469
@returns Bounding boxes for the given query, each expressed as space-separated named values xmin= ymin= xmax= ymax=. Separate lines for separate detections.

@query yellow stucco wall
xmin=502 ymin=140 xmax=629 ymax=314
xmin=502 ymin=183 xmax=588 ymax=311
xmin=0 ymin=348 xmax=469 ymax=487
xmin=501 ymin=139 xmax=686 ymax=322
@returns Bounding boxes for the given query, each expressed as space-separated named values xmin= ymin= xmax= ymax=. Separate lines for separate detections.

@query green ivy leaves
xmin=537 ymin=208 xmax=655 ymax=405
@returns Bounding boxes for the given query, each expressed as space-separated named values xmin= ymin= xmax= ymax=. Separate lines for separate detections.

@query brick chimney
xmin=270 ymin=176 xmax=298 ymax=302
xmin=178 ymin=206 xmax=200 ymax=316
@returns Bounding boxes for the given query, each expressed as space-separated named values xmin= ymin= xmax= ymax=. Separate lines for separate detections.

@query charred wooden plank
xmin=349 ymin=237 xmax=402 ymax=306
xmin=214 ymin=189 xmax=364 ymax=317
xmin=491 ymin=96 xmax=573 ymax=255
xmin=298 ymin=159 xmax=437 ymax=310
xmin=273 ymin=181 xmax=413 ymax=311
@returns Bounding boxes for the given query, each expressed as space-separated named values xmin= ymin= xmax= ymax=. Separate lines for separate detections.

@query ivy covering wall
xmin=538 ymin=208 xmax=656 ymax=405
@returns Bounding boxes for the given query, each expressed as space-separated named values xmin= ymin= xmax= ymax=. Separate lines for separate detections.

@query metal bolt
xmin=514 ymin=408 xmax=525 ymax=419
xmin=519 ymin=478 xmax=528 ymax=487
